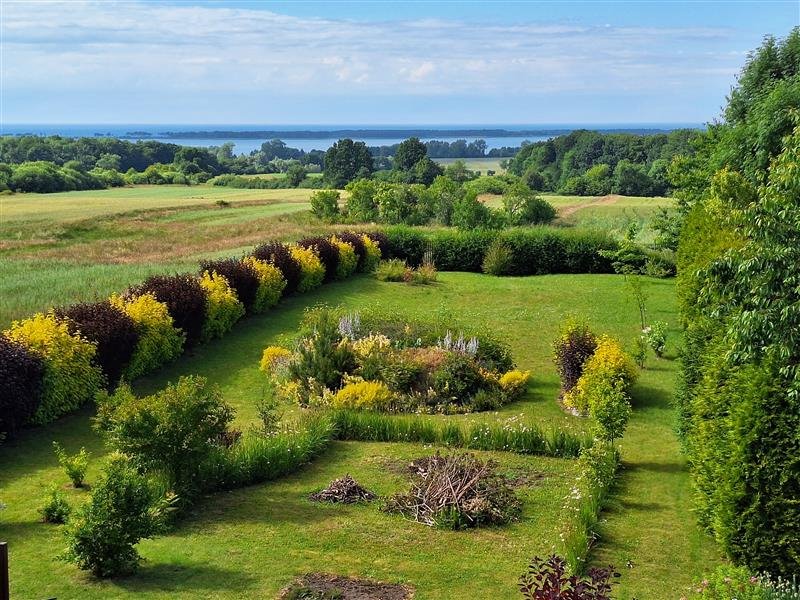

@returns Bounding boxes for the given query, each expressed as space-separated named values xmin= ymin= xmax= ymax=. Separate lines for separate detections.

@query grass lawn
xmin=0 ymin=272 xmax=721 ymax=598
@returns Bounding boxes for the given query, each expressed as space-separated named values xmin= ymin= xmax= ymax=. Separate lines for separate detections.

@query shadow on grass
xmin=629 ymin=383 xmax=673 ymax=410
xmin=112 ymin=561 xmax=256 ymax=594
xmin=626 ymin=460 xmax=687 ymax=475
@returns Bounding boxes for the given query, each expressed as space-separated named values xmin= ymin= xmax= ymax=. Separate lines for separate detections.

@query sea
xmin=0 ymin=123 xmax=702 ymax=155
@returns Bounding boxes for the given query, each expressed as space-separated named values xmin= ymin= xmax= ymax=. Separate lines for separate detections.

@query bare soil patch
xmin=279 ymin=573 xmax=414 ymax=600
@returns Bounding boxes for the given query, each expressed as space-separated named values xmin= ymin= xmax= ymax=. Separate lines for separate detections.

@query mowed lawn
xmin=0 ymin=273 xmax=721 ymax=599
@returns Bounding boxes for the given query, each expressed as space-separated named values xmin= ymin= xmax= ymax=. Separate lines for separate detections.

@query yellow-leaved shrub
xmin=3 ymin=313 xmax=103 ymax=424
xmin=289 ymin=245 xmax=325 ymax=292
xmin=199 ymin=271 xmax=245 ymax=341
xmin=242 ymin=256 xmax=286 ymax=312
xmin=110 ymin=293 xmax=184 ymax=379
xmin=260 ymin=346 xmax=293 ymax=373
xmin=361 ymin=235 xmax=381 ymax=272
xmin=563 ymin=335 xmax=637 ymax=415
xmin=499 ymin=369 xmax=531 ymax=399
xmin=330 ymin=380 xmax=393 ymax=410
xmin=330 ymin=236 xmax=358 ymax=279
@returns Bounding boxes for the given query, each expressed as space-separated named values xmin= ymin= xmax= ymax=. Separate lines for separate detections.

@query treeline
xmin=369 ymin=138 xmax=517 ymax=159
xmin=507 ymin=128 xmax=700 ymax=196
xmin=674 ymin=28 xmax=799 ymax=578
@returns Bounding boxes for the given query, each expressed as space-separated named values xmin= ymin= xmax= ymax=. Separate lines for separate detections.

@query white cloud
xmin=0 ymin=1 xmax=748 ymax=121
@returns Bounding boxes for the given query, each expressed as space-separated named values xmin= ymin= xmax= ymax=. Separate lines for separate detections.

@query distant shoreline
xmin=118 ymin=127 xmax=689 ymax=140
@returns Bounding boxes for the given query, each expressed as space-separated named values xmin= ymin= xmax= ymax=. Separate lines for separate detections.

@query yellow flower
xmin=499 ymin=369 xmax=531 ymax=393
xmin=260 ymin=346 xmax=293 ymax=373
xmin=330 ymin=380 xmax=393 ymax=410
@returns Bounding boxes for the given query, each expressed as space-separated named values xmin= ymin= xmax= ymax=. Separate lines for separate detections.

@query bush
xmin=482 ymin=239 xmax=514 ymax=275
xmin=361 ymin=234 xmax=382 ymax=272
xmin=330 ymin=236 xmax=358 ymax=279
xmin=53 ymin=442 xmax=90 ymax=488
xmin=297 ymin=237 xmax=340 ymax=283
xmin=252 ymin=241 xmax=302 ymax=296
xmin=334 ymin=232 xmax=367 ymax=269
xmin=499 ymin=369 xmax=531 ymax=400
xmin=563 ymin=335 xmax=637 ymax=415
xmin=132 ymin=274 xmax=207 ymax=346
xmin=198 ymin=271 xmax=245 ymax=340
xmin=64 ymin=453 xmax=168 ymax=578
xmin=408 ymin=262 xmax=437 ymax=285
xmin=289 ymin=245 xmax=325 ymax=292
xmin=40 ymin=486 xmax=71 ymax=524
xmin=553 ymin=319 xmax=597 ymax=395
xmin=500 ymin=228 xmax=617 ymax=276
xmin=330 ymin=380 xmax=393 ymax=410
xmin=364 ymin=231 xmax=390 ymax=260
xmin=260 ymin=346 xmax=293 ymax=373
xmin=199 ymin=258 xmax=260 ymax=313
xmin=3 ymin=313 xmax=103 ymax=425
xmin=310 ymin=189 xmax=340 ymax=219
xmin=429 ymin=229 xmax=494 ymax=272
xmin=588 ymin=379 xmax=632 ymax=443
xmin=431 ymin=353 xmax=486 ymax=406
xmin=643 ymin=321 xmax=667 ymax=357
xmin=109 ymin=293 xmax=184 ymax=379
xmin=55 ymin=301 xmax=139 ymax=386
xmin=95 ymin=376 xmax=233 ymax=494
xmin=375 ymin=259 xmax=408 ymax=282
xmin=240 ymin=256 xmax=286 ymax=312
xmin=382 ymin=226 xmax=427 ymax=264
xmin=0 ymin=334 xmax=44 ymax=438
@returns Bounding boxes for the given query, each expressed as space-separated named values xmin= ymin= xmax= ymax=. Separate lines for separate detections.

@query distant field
xmin=0 ymin=184 xmax=315 ymax=224
xmin=435 ymin=158 xmax=506 ymax=174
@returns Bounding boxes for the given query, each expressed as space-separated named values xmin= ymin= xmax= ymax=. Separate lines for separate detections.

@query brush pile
xmin=384 ymin=452 xmax=520 ymax=529
xmin=309 ymin=475 xmax=376 ymax=504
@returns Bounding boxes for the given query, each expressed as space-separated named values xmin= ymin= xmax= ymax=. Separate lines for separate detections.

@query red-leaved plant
xmin=518 ymin=555 xmax=620 ymax=600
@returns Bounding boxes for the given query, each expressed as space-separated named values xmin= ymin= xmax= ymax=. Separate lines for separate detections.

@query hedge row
xmin=381 ymin=226 xmax=619 ymax=275
xmin=0 ymin=232 xmax=383 ymax=440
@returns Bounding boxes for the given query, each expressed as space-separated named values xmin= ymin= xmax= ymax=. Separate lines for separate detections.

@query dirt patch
xmin=279 ymin=573 xmax=413 ymax=600
xmin=309 ymin=475 xmax=376 ymax=504
xmin=558 ymin=194 xmax=622 ymax=218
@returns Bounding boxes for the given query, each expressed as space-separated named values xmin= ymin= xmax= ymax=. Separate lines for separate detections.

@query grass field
xmin=0 ymin=273 xmax=721 ymax=599
xmin=435 ymin=157 xmax=506 ymax=174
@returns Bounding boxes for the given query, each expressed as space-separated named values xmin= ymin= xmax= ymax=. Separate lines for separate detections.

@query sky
xmin=1 ymin=0 xmax=798 ymax=125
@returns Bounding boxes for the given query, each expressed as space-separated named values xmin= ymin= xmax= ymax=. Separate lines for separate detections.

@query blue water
xmin=1 ymin=123 xmax=702 ymax=155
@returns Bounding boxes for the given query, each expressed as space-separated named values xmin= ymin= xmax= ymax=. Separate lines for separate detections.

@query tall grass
xmin=561 ymin=443 xmax=621 ymax=574
xmin=199 ymin=413 xmax=335 ymax=492
xmin=329 ymin=410 xmax=591 ymax=458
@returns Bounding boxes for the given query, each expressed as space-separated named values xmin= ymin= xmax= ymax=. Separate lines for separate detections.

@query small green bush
xmin=64 ymin=453 xmax=169 ymax=578
xmin=95 ymin=376 xmax=233 ymax=495
xmin=482 ymin=239 xmax=514 ymax=275
xmin=53 ymin=442 xmax=90 ymax=488
xmin=40 ymin=486 xmax=71 ymax=524
xmin=375 ymin=259 xmax=408 ymax=282
xmin=310 ymin=189 xmax=341 ymax=219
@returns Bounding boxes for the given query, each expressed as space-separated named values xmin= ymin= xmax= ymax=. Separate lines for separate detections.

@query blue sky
xmin=2 ymin=1 xmax=798 ymax=124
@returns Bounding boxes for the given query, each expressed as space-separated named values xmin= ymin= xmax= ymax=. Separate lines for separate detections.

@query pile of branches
xmin=384 ymin=452 xmax=520 ymax=529
xmin=309 ymin=475 xmax=376 ymax=504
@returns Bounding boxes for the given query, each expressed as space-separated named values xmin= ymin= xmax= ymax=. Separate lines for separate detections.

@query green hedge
xmin=383 ymin=226 xmax=618 ymax=275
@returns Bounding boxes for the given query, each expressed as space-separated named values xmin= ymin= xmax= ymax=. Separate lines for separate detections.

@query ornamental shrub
xmin=198 ymin=271 xmax=245 ymax=341
xmin=375 ymin=259 xmax=409 ymax=282
xmin=499 ymin=369 xmax=531 ymax=400
xmin=330 ymin=236 xmax=358 ymax=279
xmin=360 ymin=234 xmax=382 ymax=272
xmin=241 ymin=256 xmax=286 ymax=312
xmin=64 ymin=453 xmax=168 ymax=578
xmin=297 ymin=236 xmax=340 ymax=282
xmin=382 ymin=226 xmax=427 ymax=264
xmin=4 ymin=313 xmax=103 ymax=425
xmin=40 ymin=486 xmax=71 ymax=524
xmin=53 ymin=442 xmax=90 ymax=488
xmin=95 ymin=376 xmax=233 ymax=494
xmin=109 ymin=293 xmax=184 ymax=379
xmin=289 ymin=245 xmax=325 ymax=292
xmin=132 ymin=274 xmax=207 ymax=346
xmin=553 ymin=319 xmax=597 ymax=395
xmin=252 ymin=241 xmax=302 ymax=295
xmin=482 ymin=239 xmax=514 ymax=276
xmin=429 ymin=229 xmax=494 ymax=272
xmin=335 ymin=231 xmax=368 ymax=269
xmin=431 ymin=353 xmax=486 ymax=406
xmin=564 ymin=335 xmax=637 ymax=415
xmin=259 ymin=346 xmax=293 ymax=373
xmin=0 ymin=334 xmax=44 ymax=438
xmin=55 ymin=301 xmax=138 ymax=386
xmin=588 ymin=379 xmax=632 ymax=443
xmin=365 ymin=230 xmax=390 ymax=259
xmin=199 ymin=258 xmax=260 ymax=313
xmin=330 ymin=380 xmax=393 ymax=410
